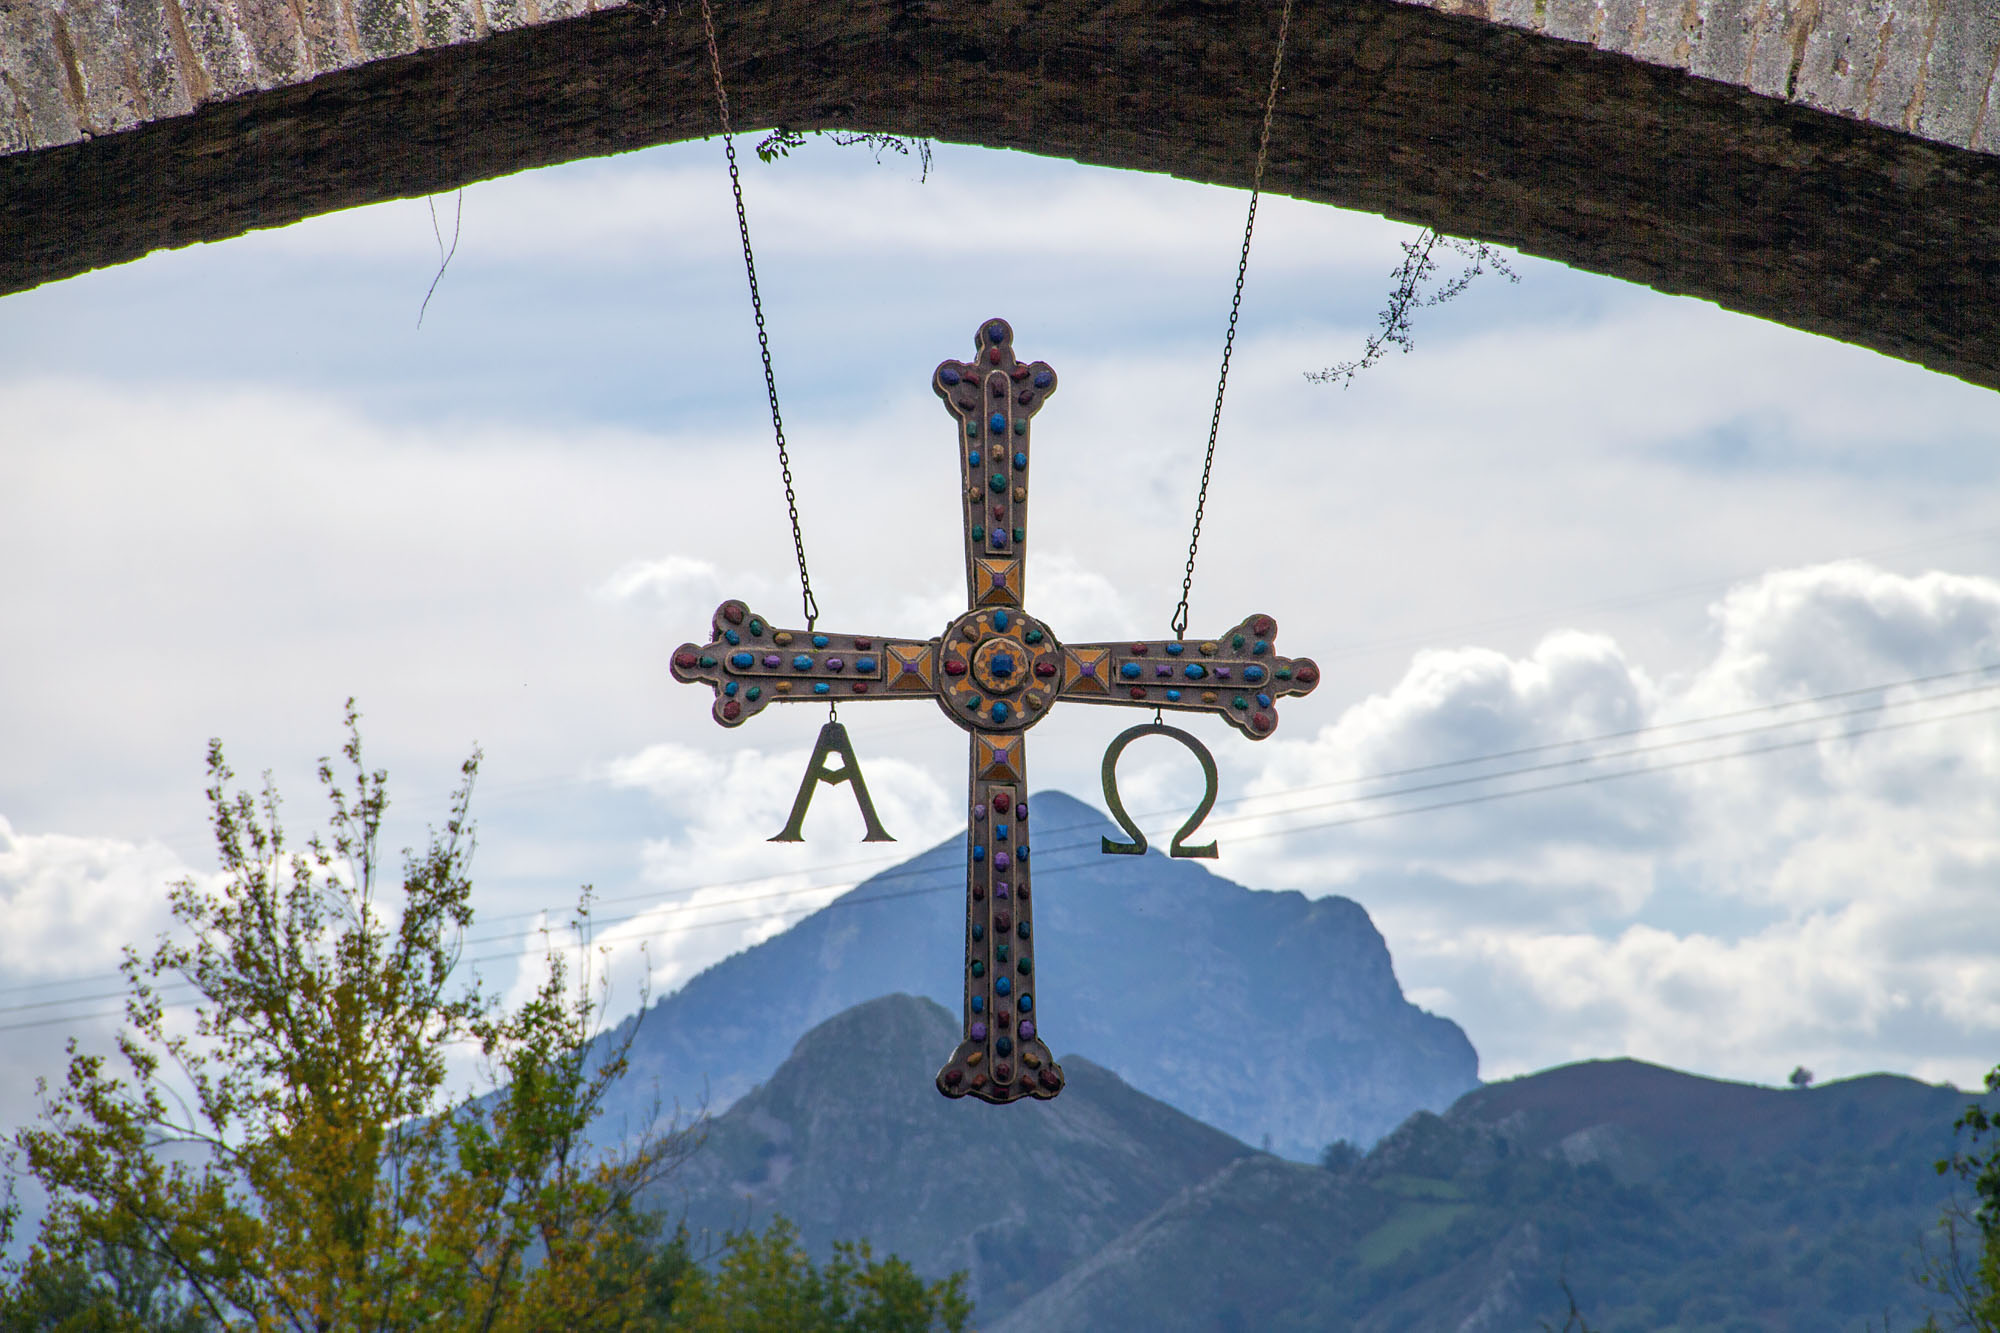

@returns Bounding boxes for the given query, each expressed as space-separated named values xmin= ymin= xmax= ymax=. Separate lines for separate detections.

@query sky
xmin=3 ymin=134 xmax=1999 ymax=1139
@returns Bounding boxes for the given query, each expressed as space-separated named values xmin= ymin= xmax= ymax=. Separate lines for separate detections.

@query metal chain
xmin=1171 ymin=0 xmax=1293 ymax=639
xmin=700 ymin=0 xmax=820 ymax=631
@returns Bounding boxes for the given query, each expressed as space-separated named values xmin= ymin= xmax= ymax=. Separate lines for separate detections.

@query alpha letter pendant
xmin=770 ymin=720 xmax=895 ymax=843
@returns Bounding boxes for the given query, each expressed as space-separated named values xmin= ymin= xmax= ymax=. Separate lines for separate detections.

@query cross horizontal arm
xmin=1058 ymin=613 xmax=1320 ymax=739
xmin=671 ymin=600 xmax=941 ymax=727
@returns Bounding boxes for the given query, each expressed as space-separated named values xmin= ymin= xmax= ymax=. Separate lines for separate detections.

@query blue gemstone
xmin=990 ymin=701 xmax=1010 ymax=722
xmin=972 ymin=922 xmax=985 ymax=941
xmin=989 ymin=414 xmax=1006 ymax=435
xmin=991 ymin=652 xmax=1016 ymax=677
xmin=724 ymin=681 xmax=738 ymax=696
xmin=940 ymin=367 xmax=960 ymax=385
xmin=973 ymin=845 xmax=986 ymax=862
xmin=1257 ymin=692 xmax=1273 ymax=708
xmin=731 ymin=652 xmax=754 ymax=668
xmin=812 ymin=634 xmax=829 ymax=648
xmin=1185 ymin=663 xmax=1206 ymax=679
xmin=1019 ymin=845 xmax=1029 ymax=860
xmin=1166 ymin=642 xmax=1185 ymax=655
xmin=1253 ymin=641 xmax=1270 ymax=655
xmin=1018 ymin=921 xmax=1030 ymax=938
xmin=996 ymin=1036 xmax=1013 ymax=1056
xmin=856 ymin=656 xmax=877 ymax=672
xmin=1033 ymin=370 xmax=1052 ymax=388
xmin=813 ymin=682 xmax=830 ymax=695
xmin=1120 ymin=662 xmax=1142 ymax=679
xmin=988 ymin=322 xmax=1006 ymax=342
xmin=995 ymin=824 xmax=1008 ymax=841
xmin=724 ymin=629 xmax=741 ymax=645
xmin=1167 ymin=688 xmax=1182 ymax=702
xmin=993 ymin=609 xmax=1010 ymax=630
xmin=1018 ymin=993 xmax=1032 ymax=1012
xmin=1244 ymin=665 xmax=1266 ymax=682
xmin=991 ymin=530 xmax=1008 ymax=549
xmin=971 ymin=995 xmax=985 ymax=1012
xmin=793 ymin=654 xmax=813 ymax=670
xmin=1013 ymin=451 xmax=1027 ymax=469
xmin=968 ymin=449 xmax=981 ymax=466
xmin=996 ymin=977 xmax=1012 ymax=996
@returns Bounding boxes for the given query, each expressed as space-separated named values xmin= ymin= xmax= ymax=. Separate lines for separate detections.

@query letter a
xmin=770 ymin=721 xmax=895 ymax=843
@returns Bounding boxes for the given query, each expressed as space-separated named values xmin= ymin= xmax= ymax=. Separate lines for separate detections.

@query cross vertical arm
xmin=934 ymin=318 xmax=1057 ymax=613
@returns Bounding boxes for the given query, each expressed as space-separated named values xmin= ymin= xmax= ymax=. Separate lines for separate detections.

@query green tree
xmin=4 ymin=703 xmax=690 ymax=1332
xmin=658 ymin=1216 xmax=971 ymax=1333
xmin=1920 ymin=1060 xmax=2000 ymax=1332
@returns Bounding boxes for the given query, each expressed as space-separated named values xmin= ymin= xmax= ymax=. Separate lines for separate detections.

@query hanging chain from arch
xmin=700 ymin=0 xmax=820 ymax=632
xmin=1171 ymin=0 xmax=1293 ymax=639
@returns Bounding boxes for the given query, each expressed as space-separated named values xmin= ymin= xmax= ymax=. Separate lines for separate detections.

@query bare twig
xmin=417 ymin=190 xmax=464 ymax=330
xmin=1308 ymin=228 xmax=1519 ymax=387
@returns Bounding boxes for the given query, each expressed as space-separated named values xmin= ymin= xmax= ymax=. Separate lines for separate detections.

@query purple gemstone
xmin=763 ymin=654 xmax=782 ymax=667
xmin=1215 ymin=666 xmax=1231 ymax=679
xmin=994 ymin=851 xmax=1011 ymax=869
xmin=974 ymin=803 xmax=987 ymax=821
xmin=1155 ymin=664 xmax=1171 ymax=677
xmin=993 ymin=572 xmax=1008 ymax=589
xmin=1019 ymin=1020 xmax=1035 ymax=1040
xmin=1017 ymin=803 xmax=1028 ymax=820
xmin=1080 ymin=662 xmax=1097 ymax=677
xmin=826 ymin=656 xmax=844 ymax=670
xmin=994 ymin=881 xmax=1009 ymax=898
xmin=971 ymin=1021 xmax=988 ymax=1040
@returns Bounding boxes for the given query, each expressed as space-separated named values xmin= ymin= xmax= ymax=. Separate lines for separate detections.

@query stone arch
xmin=2 ymin=0 xmax=1997 ymax=388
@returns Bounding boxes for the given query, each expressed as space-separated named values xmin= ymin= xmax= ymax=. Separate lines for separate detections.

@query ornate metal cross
xmin=671 ymin=319 xmax=1319 ymax=1104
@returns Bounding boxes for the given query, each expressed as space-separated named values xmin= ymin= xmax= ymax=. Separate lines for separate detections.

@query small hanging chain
xmin=1171 ymin=0 xmax=1293 ymax=639
xmin=700 ymin=0 xmax=820 ymax=632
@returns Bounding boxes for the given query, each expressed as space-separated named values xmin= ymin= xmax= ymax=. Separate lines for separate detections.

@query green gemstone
xmin=1013 ymin=419 xmax=1027 ymax=435
xmin=1277 ymin=668 xmax=1293 ymax=680
xmin=972 ymin=525 xmax=985 ymax=541
xmin=1232 ymin=695 xmax=1249 ymax=710
xmin=971 ymin=960 xmax=985 ymax=977
xmin=698 ymin=655 xmax=717 ymax=668
xmin=1018 ymin=956 xmax=1032 ymax=974
xmin=748 ymin=619 xmax=764 ymax=636
xmin=1231 ymin=633 xmax=1246 ymax=649
xmin=996 ymin=944 xmax=1010 ymax=962
xmin=748 ymin=686 xmax=762 ymax=701
xmin=990 ymin=473 xmax=1007 ymax=492
xmin=1025 ymin=629 xmax=1044 ymax=644
xmin=967 ymin=420 xmax=978 ymax=436
xmin=1013 ymin=528 xmax=1024 ymax=542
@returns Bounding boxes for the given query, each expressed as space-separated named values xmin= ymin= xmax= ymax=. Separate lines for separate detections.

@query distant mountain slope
xmin=648 ymin=993 xmax=1255 ymax=1322
xmin=604 ymin=791 xmax=1476 ymax=1158
xmin=994 ymin=1060 xmax=1999 ymax=1332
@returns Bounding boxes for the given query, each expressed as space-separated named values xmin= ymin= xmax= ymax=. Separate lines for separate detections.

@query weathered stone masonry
xmin=3 ymin=0 xmax=1997 ymax=388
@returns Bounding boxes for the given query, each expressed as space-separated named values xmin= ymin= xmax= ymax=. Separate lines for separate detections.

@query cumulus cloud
xmin=1225 ymin=562 xmax=2000 ymax=1089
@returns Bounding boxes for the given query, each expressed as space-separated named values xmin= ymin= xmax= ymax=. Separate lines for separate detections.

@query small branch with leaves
xmin=1308 ymin=228 xmax=1519 ymax=388
xmin=755 ymin=128 xmax=934 ymax=182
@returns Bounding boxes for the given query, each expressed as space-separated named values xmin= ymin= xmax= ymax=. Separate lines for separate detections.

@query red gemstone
xmin=1129 ymin=686 xmax=1146 ymax=699
xmin=722 ymin=602 xmax=745 ymax=624
xmin=987 ymin=348 xmax=1002 ymax=364
xmin=1130 ymin=643 xmax=1149 ymax=655
xmin=995 ymin=1063 xmax=1011 ymax=1082
xmin=1252 ymin=713 xmax=1272 ymax=731
xmin=1253 ymin=616 xmax=1274 ymax=636
xmin=721 ymin=700 xmax=742 ymax=720
xmin=1018 ymin=883 xmax=1030 ymax=898
xmin=997 ymin=1009 xmax=1012 ymax=1025
xmin=1296 ymin=663 xmax=1319 ymax=683
xmin=944 ymin=1068 xmax=963 ymax=1086
xmin=1039 ymin=1068 xmax=1060 ymax=1089
xmin=674 ymin=651 xmax=698 ymax=670
xmin=944 ymin=660 xmax=968 ymax=676
xmin=852 ymin=682 xmax=868 ymax=693
xmin=1034 ymin=662 xmax=1056 ymax=677
xmin=992 ymin=503 xmax=1006 ymax=519
xmin=996 ymin=911 xmax=1013 ymax=931
xmin=855 ymin=638 xmax=872 ymax=649
xmin=973 ymin=884 xmax=985 ymax=900
xmin=993 ymin=792 xmax=1011 ymax=813
xmin=972 ymin=1073 xmax=987 ymax=1088
xmin=1010 ymin=364 xmax=1030 ymax=380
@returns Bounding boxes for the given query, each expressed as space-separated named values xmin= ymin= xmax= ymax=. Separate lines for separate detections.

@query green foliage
xmin=754 ymin=128 xmax=933 ymax=181
xmin=1318 ymin=1138 xmax=1362 ymax=1174
xmin=1919 ymin=1060 xmax=2000 ymax=1332
xmin=4 ymin=703 xmax=690 ymax=1331
xmin=658 ymin=1216 xmax=970 ymax=1333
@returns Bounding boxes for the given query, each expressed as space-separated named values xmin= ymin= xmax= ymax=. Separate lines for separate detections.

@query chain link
xmin=700 ymin=0 xmax=820 ymax=631
xmin=1171 ymin=0 xmax=1293 ymax=639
